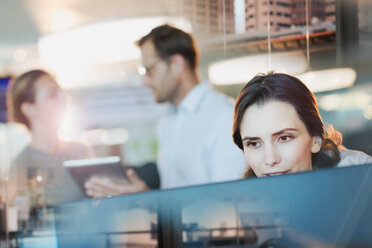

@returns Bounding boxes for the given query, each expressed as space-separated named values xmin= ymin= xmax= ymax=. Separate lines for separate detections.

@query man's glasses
xmin=138 ymin=58 xmax=163 ymax=77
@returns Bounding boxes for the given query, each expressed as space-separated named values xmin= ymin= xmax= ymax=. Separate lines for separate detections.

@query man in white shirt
xmin=156 ymin=81 xmax=246 ymax=188
xmin=84 ymin=25 xmax=246 ymax=196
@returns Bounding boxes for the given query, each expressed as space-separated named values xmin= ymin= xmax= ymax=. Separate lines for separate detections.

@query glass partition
xmin=14 ymin=164 xmax=371 ymax=247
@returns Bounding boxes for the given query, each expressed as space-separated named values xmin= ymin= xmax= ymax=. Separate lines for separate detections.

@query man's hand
xmin=84 ymin=169 xmax=149 ymax=197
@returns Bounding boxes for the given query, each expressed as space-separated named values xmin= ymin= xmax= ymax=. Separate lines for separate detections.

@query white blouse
xmin=337 ymin=148 xmax=372 ymax=167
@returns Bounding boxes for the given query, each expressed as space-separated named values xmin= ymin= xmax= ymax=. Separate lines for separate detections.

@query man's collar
xmin=177 ymin=81 xmax=209 ymax=113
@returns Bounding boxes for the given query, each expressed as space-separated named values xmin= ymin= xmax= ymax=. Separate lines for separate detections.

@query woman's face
xmin=239 ymin=100 xmax=321 ymax=177
xmin=26 ymin=75 xmax=67 ymax=129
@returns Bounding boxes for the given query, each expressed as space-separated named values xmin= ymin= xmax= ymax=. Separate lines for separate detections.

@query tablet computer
xmin=64 ymin=156 xmax=127 ymax=196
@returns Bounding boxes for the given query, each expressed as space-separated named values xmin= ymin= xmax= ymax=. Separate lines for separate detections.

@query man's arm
xmin=84 ymin=169 xmax=150 ymax=197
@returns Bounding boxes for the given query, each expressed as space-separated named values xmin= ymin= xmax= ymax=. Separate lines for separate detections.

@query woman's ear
xmin=20 ymin=102 xmax=35 ymax=119
xmin=311 ymin=136 xmax=322 ymax=153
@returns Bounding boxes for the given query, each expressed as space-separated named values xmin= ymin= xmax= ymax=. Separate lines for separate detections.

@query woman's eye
xmin=278 ymin=135 xmax=293 ymax=142
xmin=246 ymin=141 xmax=260 ymax=148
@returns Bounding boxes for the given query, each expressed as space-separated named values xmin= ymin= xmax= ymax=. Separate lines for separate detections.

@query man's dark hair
xmin=137 ymin=24 xmax=198 ymax=70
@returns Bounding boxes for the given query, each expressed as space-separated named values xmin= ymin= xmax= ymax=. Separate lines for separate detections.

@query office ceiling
xmin=0 ymin=0 xmax=175 ymax=47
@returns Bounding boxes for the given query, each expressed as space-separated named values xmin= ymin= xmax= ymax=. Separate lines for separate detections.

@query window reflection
xmin=43 ymin=164 xmax=372 ymax=247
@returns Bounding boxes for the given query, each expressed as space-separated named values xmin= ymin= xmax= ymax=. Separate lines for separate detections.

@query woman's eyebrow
xmin=273 ymin=128 xmax=298 ymax=136
xmin=242 ymin=128 xmax=299 ymax=141
xmin=242 ymin=136 xmax=260 ymax=142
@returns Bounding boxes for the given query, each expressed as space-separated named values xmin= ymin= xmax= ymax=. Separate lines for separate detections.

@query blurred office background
xmin=0 ymin=0 xmax=371 ymax=247
xmin=0 ymin=0 xmax=371 ymax=187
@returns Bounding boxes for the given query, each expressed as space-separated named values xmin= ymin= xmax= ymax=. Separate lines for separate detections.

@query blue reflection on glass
xmin=20 ymin=163 xmax=372 ymax=247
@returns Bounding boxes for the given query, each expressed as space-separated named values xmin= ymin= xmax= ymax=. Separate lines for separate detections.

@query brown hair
xmin=137 ymin=24 xmax=198 ymax=71
xmin=232 ymin=72 xmax=341 ymax=178
xmin=7 ymin=70 xmax=52 ymax=129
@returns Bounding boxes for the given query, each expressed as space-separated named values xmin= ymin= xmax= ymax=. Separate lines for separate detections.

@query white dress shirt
xmin=157 ymin=81 xmax=246 ymax=189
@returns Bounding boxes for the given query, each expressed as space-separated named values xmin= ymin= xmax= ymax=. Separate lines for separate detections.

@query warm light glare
xmin=356 ymin=93 xmax=371 ymax=108
xmin=208 ymin=52 xmax=308 ymax=85
xmin=100 ymin=128 xmax=129 ymax=145
xmin=52 ymin=63 xmax=132 ymax=89
xmin=14 ymin=49 xmax=27 ymax=62
xmin=319 ymin=94 xmax=342 ymax=111
xmin=319 ymin=91 xmax=371 ymax=112
xmin=297 ymin=68 xmax=356 ymax=93
xmin=80 ymin=128 xmax=129 ymax=146
xmin=36 ymin=176 xmax=43 ymax=182
xmin=363 ymin=105 xmax=372 ymax=120
xmin=59 ymin=102 xmax=82 ymax=141
xmin=138 ymin=66 xmax=146 ymax=77
xmin=0 ymin=130 xmax=6 ymax=145
xmin=47 ymin=8 xmax=80 ymax=32
xmin=38 ymin=16 xmax=191 ymax=69
xmin=80 ymin=129 xmax=107 ymax=146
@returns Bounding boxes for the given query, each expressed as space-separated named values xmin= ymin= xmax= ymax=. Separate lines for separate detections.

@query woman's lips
xmin=264 ymin=170 xmax=291 ymax=177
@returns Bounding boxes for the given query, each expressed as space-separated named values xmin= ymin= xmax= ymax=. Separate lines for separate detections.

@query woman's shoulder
xmin=61 ymin=141 xmax=94 ymax=159
xmin=64 ymin=141 xmax=87 ymax=149
xmin=11 ymin=146 xmax=30 ymax=169
xmin=337 ymin=148 xmax=372 ymax=167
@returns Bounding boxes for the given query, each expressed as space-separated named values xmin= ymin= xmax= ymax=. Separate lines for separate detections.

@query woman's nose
xmin=264 ymin=144 xmax=280 ymax=167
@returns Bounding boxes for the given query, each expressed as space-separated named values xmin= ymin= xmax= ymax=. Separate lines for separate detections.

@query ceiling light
xmin=319 ymin=91 xmax=371 ymax=112
xmin=363 ymin=105 xmax=372 ymax=120
xmin=208 ymin=52 xmax=308 ymax=85
xmin=318 ymin=94 xmax=342 ymax=111
xmin=38 ymin=16 xmax=191 ymax=69
xmin=297 ymin=68 xmax=356 ymax=93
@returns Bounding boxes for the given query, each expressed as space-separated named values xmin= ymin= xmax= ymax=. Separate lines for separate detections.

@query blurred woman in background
xmin=232 ymin=72 xmax=372 ymax=178
xmin=7 ymin=69 xmax=93 ymax=206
